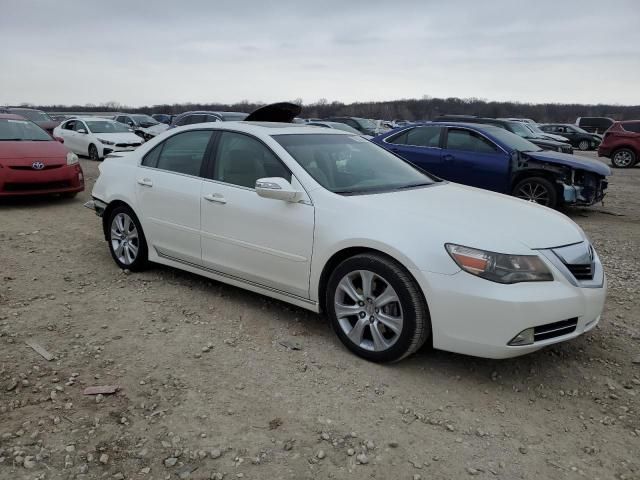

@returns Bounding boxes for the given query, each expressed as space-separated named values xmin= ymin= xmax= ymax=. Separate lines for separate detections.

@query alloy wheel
xmin=110 ymin=213 xmax=139 ymax=265
xmin=578 ymin=140 xmax=590 ymax=151
xmin=515 ymin=181 xmax=551 ymax=205
xmin=334 ymin=270 xmax=403 ymax=352
xmin=89 ymin=145 xmax=99 ymax=161
xmin=613 ymin=150 xmax=634 ymax=167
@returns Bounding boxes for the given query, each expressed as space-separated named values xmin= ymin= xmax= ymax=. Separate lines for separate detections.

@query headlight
xmin=66 ymin=152 xmax=79 ymax=165
xmin=97 ymin=138 xmax=114 ymax=145
xmin=445 ymin=244 xmax=553 ymax=284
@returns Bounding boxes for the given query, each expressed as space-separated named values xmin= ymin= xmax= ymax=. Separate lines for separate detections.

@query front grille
xmin=561 ymin=146 xmax=573 ymax=154
xmin=534 ymin=318 xmax=578 ymax=341
xmin=9 ymin=164 xmax=63 ymax=170
xmin=566 ymin=263 xmax=594 ymax=280
xmin=115 ymin=142 xmax=141 ymax=148
xmin=3 ymin=180 xmax=71 ymax=192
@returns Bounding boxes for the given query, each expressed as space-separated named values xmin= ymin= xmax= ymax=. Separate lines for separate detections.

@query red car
xmin=0 ymin=114 xmax=84 ymax=197
xmin=597 ymin=120 xmax=640 ymax=168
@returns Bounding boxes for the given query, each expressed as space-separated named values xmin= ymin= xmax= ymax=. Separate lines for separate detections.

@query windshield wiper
xmin=394 ymin=182 xmax=432 ymax=190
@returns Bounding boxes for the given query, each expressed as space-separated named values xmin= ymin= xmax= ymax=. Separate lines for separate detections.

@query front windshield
xmin=329 ymin=123 xmax=361 ymax=134
xmin=483 ymin=126 xmax=541 ymax=152
xmin=131 ymin=114 xmax=159 ymax=126
xmin=273 ymin=133 xmax=436 ymax=195
xmin=355 ymin=117 xmax=376 ymax=130
xmin=508 ymin=121 xmax=536 ymax=138
xmin=85 ymin=120 xmax=132 ymax=134
xmin=526 ymin=124 xmax=545 ymax=135
xmin=0 ymin=119 xmax=52 ymax=141
xmin=11 ymin=109 xmax=52 ymax=122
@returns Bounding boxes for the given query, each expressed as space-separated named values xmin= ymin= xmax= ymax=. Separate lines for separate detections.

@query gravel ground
xmin=1 ymin=151 xmax=639 ymax=480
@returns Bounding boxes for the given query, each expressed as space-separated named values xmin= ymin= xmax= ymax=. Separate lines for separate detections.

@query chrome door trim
xmin=155 ymin=247 xmax=315 ymax=305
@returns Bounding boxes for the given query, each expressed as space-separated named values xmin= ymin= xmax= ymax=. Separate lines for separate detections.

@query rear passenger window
xmin=621 ymin=123 xmax=640 ymax=133
xmin=446 ymin=129 xmax=498 ymax=154
xmin=141 ymin=144 xmax=163 ymax=167
xmin=147 ymin=130 xmax=212 ymax=176
xmin=387 ymin=126 xmax=441 ymax=147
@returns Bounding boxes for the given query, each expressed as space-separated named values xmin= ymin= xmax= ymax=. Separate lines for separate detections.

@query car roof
xmin=0 ymin=113 xmax=28 ymax=120
xmin=65 ymin=117 xmax=117 ymax=122
xmin=178 ymin=121 xmax=351 ymax=136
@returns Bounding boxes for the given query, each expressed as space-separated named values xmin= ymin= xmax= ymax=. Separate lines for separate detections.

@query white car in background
xmin=54 ymin=118 xmax=143 ymax=160
xmin=86 ymin=121 xmax=606 ymax=362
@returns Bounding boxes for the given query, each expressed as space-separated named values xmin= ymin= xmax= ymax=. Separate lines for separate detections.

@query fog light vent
xmin=508 ymin=328 xmax=534 ymax=346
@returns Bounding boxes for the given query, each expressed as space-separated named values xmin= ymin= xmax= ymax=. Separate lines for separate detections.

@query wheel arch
xmin=316 ymin=245 xmax=426 ymax=315
xmin=101 ymin=199 xmax=137 ymax=240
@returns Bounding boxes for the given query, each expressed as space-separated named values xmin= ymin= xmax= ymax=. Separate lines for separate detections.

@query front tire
xmin=611 ymin=148 xmax=636 ymax=168
xmin=326 ymin=253 xmax=430 ymax=363
xmin=107 ymin=206 xmax=148 ymax=271
xmin=512 ymin=176 xmax=558 ymax=208
xmin=578 ymin=140 xmax=590 ymax=151
xmin=88 ymin=144 xmax=100 ymax=161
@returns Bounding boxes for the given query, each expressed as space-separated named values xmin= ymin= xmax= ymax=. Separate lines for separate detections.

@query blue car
xmin=372 ymin=122 xmax=610 ymax=208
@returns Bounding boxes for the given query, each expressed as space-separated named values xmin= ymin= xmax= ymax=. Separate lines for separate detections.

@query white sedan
xmin=54 ymin=118 xmax=143 ymax=160
xmin=86 ymin=122 xmax=606 ymax=362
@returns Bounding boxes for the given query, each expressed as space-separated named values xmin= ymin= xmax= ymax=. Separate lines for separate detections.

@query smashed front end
xmin=561 ymin=169 xmax=608 ymax=206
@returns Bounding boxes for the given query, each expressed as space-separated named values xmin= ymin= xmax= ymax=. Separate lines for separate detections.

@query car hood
xmin=0 ymin=140 xmax=69 ymax=161
xmin=245 ymin=102 xmax=301 ymax=122
xmin=94 ymin=132 xmax=143 ymax=143
xmin=342 ymin=182 xmax=586 ymax=252
xmin=523 ymin=150 xmax=611 ymax=176
xmin=139 ymin=124 xmax=168 ymax=136
xmin=35 ymin=120 xmax=60 ymax=132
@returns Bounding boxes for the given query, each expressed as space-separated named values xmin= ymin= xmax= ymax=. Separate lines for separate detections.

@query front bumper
xmin=83 ymin=197 xmax=107 ymax=216
xmin=0 ymin=164 xmax=84 ymax=197
xmin=413 ymin=252 xmax=606 ymax=359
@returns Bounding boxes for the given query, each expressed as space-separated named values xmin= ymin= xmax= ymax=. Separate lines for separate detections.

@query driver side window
xmin=213 ymin=132 xmax=291 ymax=189
xmin=74 ymin=121 xmax=87 ymax=133
xmin=446 ymin=129 xmax=498 ymax=154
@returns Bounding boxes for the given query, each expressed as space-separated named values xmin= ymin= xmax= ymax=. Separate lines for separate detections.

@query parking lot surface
xmin=1 ymin=152 xmax=639 ymax=480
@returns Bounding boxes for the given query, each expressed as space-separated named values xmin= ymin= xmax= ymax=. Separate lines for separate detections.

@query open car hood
xmin=244 ymin=102 xmax=301 ymax=123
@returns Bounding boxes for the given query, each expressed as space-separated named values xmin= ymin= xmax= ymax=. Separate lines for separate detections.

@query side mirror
xmin=77 ymin=129 xmax=86 ymax=134
xmin=255 ymin=177 xmax=302 ymax=202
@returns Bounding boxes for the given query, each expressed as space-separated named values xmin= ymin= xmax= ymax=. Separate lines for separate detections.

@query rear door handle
xmin=137 ymin=178 xmax=153 ymax=187
xmin=203 ymin=193 xmax=227 ymax=204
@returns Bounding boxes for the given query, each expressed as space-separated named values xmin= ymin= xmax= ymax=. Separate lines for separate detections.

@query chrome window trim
xmin=381 ymin=126 xmax=443 ymax=149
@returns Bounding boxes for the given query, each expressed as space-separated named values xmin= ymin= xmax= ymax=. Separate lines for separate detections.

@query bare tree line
xmin=23 ymin=96 xmax=640 ymax=122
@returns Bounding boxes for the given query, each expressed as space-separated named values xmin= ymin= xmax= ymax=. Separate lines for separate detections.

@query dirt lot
xmin=1 ymin=152 xmax=639 ymax=480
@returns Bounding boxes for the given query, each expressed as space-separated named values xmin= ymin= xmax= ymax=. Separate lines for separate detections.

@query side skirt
xmin=152 ymin=248 xmax=319 ymax=313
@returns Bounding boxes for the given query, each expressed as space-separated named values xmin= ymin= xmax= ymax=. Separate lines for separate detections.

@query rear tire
xmin=326 ymin=253 xmax=430 ymax=363
xmin=611 ymin=148 xmax=636 ymax=168
xmin=578 ymin=140 xmax=590 ymax=151
xmin=107 ymin=205 xmax=148 ymax=271
xmin=89 ymin=144 xmax=100 ymax=161
xmin=512 ymin=176 xmax=558 ymax=208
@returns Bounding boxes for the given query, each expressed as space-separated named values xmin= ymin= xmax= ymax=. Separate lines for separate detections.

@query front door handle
xmin=137 ymin=178 xmax=153 ymax=187
xmin=443 ymin=154 xmax=454 ymax=161
xmin=203 ymin=193 xmax=227 ymax=204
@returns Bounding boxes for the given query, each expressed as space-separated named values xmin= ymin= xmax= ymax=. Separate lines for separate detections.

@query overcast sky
xmin=1 ymin=0 xmax=639 ymax=107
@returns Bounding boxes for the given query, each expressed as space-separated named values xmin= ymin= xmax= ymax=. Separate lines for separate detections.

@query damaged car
xmin=372 ymin=122 xmax=610 ymax=209
xmin=113 ymin=113 xmax=168 ymax=141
